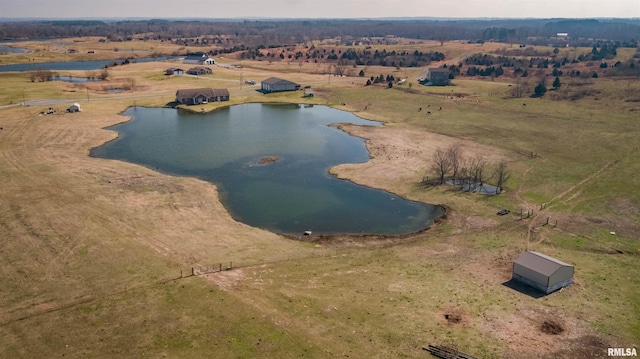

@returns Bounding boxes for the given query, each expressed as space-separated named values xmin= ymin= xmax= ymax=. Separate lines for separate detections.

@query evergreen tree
xmin=552 ymin=76 xmax=561 ymax=89
xmin=534 ymin=82 xmax=547 ymax=96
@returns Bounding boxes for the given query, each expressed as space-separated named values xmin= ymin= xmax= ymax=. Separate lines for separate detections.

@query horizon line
xmin=1 ymin=16 xmax=640 ymax=22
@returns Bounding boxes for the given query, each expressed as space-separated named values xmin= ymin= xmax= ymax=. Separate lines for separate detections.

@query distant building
xmin=66 ymin=103 xmax=81 ymax=113
xmin=426 ymin=68 xmax=451 ymax=86
xmin=187 ymin=67 xmax=212 ymax=75
xmin=183 ymin=54 xmax=215 ymax=65
xmin=165 ymin=67 xmax=184 ymax=75
xmin=175 ymin=88 xmax=229 ymax=105
xmin=261 ymin=77 xmax=301 ymax=93
xmin=512 ymin=251 xmax=574 ymax=294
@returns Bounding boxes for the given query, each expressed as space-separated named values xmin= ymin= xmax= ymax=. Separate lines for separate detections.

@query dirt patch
xmin=540 ymin=320 xmax=564 ymax=335
xmin=445 ymin=312 xmax=462 ymax=324
xmin=440 ymin=307 xmax=469 ymax=326
xmin=479 ymin=305 xmax=610 ymax=359
xmin=203 ymin=268 xmax=245 ymax=291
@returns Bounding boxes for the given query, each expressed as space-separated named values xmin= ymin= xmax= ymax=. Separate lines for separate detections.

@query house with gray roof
xmin=187 ymin=67 xmax=212 ymax=75
xmin=512 ymin=251 xmax=574 ymax=294
xmin=175 ymin=88 xmax=229 ymax=105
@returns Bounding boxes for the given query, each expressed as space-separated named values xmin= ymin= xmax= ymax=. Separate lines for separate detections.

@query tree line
xmin=1 ymin=18 xmax=638 ymax=47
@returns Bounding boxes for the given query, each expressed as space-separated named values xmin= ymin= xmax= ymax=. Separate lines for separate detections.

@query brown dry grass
xmin=0 ymin=39 xmax=638 ymax=359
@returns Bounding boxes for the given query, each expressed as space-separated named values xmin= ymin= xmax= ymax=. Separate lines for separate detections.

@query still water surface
xmin=91 ymin=104 xmax=443 ymax=235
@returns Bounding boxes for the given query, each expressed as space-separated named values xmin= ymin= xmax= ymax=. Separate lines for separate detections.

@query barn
xmin=183 ymin=54 xmax=215 ymax=65
xmin=512 ymin=251 xmax=574 ymax=294
xmin=426 ymin=68 xmax=451 ymax=86
xmin=261 ymin=77 xmax=301 ymax=93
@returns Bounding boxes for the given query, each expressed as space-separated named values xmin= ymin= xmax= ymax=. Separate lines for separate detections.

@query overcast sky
xmin=1 ymin=0 xmax=638 ymax=19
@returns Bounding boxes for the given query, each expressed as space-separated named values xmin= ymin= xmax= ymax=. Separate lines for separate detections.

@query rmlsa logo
xmin=608 ymin=348 xmax=638 ymax=357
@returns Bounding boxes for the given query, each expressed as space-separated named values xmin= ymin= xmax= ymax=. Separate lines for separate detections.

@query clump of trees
xmin=29 ymin=69 xmax=58 ymax=82
xmin=425 ymin=144 xmax=510 ymax=194
xmin=365 ymin=74 xmax=395 ymax=86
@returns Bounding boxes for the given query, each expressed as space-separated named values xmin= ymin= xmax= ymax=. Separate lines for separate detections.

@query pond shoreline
xmin=90 ymin=103 xmax=446 ymax=241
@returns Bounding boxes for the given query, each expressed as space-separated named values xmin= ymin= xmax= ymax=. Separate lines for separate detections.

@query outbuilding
xmin=261 ymin=77 xmax=301 ymax=93
xmin=66 ymin=103 xmax=81 ymax=113
xmin=165 ymin=67 xmax=184 ymax=75
xmin=512 ymin=251 xmax=574 ymax=294
xmin=426 ymin=67 xmax=451 ymax=86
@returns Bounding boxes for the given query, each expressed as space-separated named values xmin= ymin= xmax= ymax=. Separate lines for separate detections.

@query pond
xmin=90 ymin=104 xmax=444 ymax=236
xmin=54 ymin=75 xmax=102 ymax=83
xmin=0 ymin=56 xmax=175 ymax=72
xmin=0 ymin=45 xmax=30 ymax=53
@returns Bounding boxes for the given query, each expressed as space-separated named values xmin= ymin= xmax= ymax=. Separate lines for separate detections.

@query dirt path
xmin=517 ymin=159 xmax=616 ymax=248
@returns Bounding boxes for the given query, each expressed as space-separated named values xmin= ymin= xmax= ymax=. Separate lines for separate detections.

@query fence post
xmin=191 ymin=267 xmax=194 ymax=276
xmin=180 ymin=270 xmax=183 ymax=278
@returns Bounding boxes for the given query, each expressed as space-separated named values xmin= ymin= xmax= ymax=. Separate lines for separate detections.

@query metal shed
xmin=512 ymin=251 xmax=574 ymax=294
xmin=261 ymin=77 xmax=300 ymax=93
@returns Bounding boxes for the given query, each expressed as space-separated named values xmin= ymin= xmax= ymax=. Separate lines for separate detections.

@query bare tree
xmin=494 ymin=162 xmax=510 ymax=193
xmin=430 ymin=147 xmax=452 ymax=185
xmin=98 ymin=68 xmax=110 ymax=80
xmin=511 ymin=78 xmax=528 ymax=98
xmin=447 ymin=144 xmax=463 ymax=185
xmin=467 ymin=154 xmax=487 ymax=191
xmin=334 ymin=58 xmax=348 ymax=76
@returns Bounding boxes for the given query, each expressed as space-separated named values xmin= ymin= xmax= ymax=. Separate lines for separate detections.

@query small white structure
xmin=66 ymin=103 xmax=81 ymax=113
xmin=512 ymin=251 xmax=574 ymax=294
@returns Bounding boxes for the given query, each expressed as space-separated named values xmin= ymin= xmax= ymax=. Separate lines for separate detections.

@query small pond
xmin=91 ymin=104 xmax=444 ymax=236
xmin=0 ymin=45 xmax=30 ymax=53
xmin=54 ymin=75 xmax=102 ymax=83
xmin=0 ymin=56 xmax=175 ymax=72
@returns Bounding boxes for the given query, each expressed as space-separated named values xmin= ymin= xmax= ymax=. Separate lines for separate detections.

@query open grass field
xmin=0 ymin=37 xmax=638 ymax=358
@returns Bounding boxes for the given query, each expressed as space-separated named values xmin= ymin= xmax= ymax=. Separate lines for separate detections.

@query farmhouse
xmin=426 ymin=68 xmax=451 ymax=86
xmin=183 ymin=54 xmax=216 ymax=65
xmin=175 ymin=88 xmax=230 ymax=105
xmin=512 ymin=251 xmax=574 ymax=294
xmin=187 ymin=67 xmax=212 ymax=75
xmin=165 ymin=67 xmax=184 ymax=75
xmin=261 ymin=77 xmax=301 ymax=93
